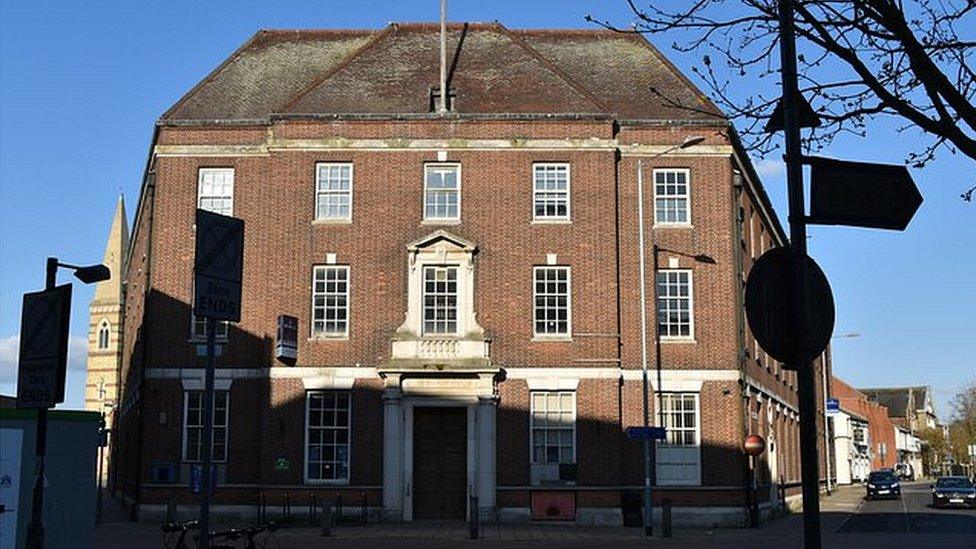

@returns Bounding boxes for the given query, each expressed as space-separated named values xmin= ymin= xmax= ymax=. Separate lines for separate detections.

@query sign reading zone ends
xmin=17 ymin=284 xmax=72 ymax=409
xmin=194 ymin=209 xmax=244 ymax=322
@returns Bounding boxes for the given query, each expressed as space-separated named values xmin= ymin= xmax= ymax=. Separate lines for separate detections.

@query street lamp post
xmin=27 ymin=257 xmax=110 ymax=549
xmin=636 ymin=135 xmax=704 ymax=536
xmin=824 ymin=332 xmax=860 ymax=495
xmin=651 ymin=245 xmax=716 ymax=433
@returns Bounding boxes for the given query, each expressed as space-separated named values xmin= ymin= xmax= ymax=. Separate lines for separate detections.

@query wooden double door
xmin=413 ymin=407 xmax=467 ymax=519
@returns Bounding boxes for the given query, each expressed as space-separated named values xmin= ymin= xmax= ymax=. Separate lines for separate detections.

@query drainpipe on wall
xmin=731 ymin=168 xmax=753 ymax=516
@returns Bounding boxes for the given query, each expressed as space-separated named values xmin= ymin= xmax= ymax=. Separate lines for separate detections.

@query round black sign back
xmin=745 ymin=247 xmax=835 ymax=365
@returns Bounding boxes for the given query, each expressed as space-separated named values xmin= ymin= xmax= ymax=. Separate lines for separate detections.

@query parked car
xmin=931 ymin=476 xmax=976 ymax=509
xmin=894 ymin=462 xmax=915 ymax=481
xmin=866 ymin=470 xmax=901 ymax=500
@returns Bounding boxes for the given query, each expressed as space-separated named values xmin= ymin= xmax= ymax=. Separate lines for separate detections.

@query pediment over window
xmin=406 ymin=230 xmax=477 ymax=267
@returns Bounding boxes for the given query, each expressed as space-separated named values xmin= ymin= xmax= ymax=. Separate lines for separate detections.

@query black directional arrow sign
xmin=806 ymin=156 xmax=923 ymax=231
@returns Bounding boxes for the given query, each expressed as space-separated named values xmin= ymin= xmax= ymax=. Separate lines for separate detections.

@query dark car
xmin=866 ymin=470 xmax=901 ymax=500
xmin=931 ymin=476 xmax=976 ymax=508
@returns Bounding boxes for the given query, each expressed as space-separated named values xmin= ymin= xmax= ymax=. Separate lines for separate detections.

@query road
xmin=836 ymin=480 xmax=976 ymax=535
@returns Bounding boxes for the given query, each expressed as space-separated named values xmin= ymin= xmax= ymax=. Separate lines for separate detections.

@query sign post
xmin=194 ymin=209 xmax=243 ymax=548
xmin=20 ymin=258 xmax=69 ymax=549
xmin=16 ymin=257 xmax=108 ymax=549
xmin=775 ymin=0 xmax=824 ymax=545
xmin=765 ymin=3 xmax=923 ymax=547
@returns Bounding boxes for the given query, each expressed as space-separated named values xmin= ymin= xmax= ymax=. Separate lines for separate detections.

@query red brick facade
xmin=832 ymin=377 xmax=897 ymax=470
xmin=109 ymin=24 xmax=830 ymax=526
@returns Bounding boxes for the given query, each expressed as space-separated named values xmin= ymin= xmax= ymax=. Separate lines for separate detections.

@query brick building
xmin=832 ymin=377 xmax=897 ymax=471
xmin=109 ymin=22 xmax=830 ymax=526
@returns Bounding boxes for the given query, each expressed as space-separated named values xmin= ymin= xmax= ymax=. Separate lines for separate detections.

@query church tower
xmin=85 ymin=195 xmax=128 ymax=472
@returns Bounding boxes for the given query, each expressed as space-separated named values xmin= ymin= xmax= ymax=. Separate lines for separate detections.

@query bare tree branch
xmin=590 ymin=0 xmax=976 ymax=191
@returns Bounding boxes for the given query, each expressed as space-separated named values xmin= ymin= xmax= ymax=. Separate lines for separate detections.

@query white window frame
xmin=304 ymin=391 xmax=351 ymax=485
xmin=530 ymin=391 xmax=577 ymax=464
xmin=656 ymin=269 xmax=694 ymax=340
xmin=97 ymin=319 xmax=111 ymax=350
xmin=652 ymin=168 xmax=691 ymax=226
xmin=422 ymin=265 xmax=460 ymax=335
xmin=182 ymin=390 xmax=229 ymax=463
xmin=314 ymin=162 xmax=353 ymax=222
xmin=532 ymin=163 xmax=571 ymax=222
xmin=659 ymin=392 xmax=701 ymax=446
xmin=191 ymin=314 xmax=229 ymax=341
xmin=533 ymin=266 xmax=572 ymax=339
xmin=423 ymin=163 xmax=461 ymax=222
xmin=197 ymin=167 xmax=234 ymax=217
xmin=656 ymin=392 xmax=702 ymax=486
xmin=311 ymin=265 xmax=350 ymax=338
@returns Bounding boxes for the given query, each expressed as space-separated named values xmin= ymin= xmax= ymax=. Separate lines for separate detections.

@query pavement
xmin=95 ymin=482 xmax=976 ymax=548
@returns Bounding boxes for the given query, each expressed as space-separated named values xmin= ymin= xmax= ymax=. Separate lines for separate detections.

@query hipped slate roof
xmin=162 ymin=22 xmax=724 ymax=122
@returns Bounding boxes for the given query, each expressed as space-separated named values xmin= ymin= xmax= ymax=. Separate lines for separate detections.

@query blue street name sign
xmin=826 ymin=398 xmax=840 ymax=415
xmin=625 ymin=426 xmax=667 ymax=440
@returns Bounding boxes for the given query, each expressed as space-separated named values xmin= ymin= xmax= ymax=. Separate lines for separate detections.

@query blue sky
xmin=1 ymin=1 xmax=973 ymax=416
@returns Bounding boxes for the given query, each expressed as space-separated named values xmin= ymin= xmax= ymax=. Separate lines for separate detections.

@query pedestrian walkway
xmin=95 ymin=484 xmax=976 ymax=549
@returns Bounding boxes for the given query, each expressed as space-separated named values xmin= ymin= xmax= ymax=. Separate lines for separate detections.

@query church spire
xmin=92 ymin=194 xmax=128 ymax=305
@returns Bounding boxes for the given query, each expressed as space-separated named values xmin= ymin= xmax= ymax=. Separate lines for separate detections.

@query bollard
xmin=308 ymin=493 xmax=314 ymax=525
xmin=320 ymin=502 xmax=332 ymax=537
xmin=662 ymin=498 xmax=672 ymax=538
xmin=362 ymin=492 xmax=368 ymax=525
xmin=165 ymin=498 xmax=177 ymax=524
xmin=469 ymin=494 xmax=479 ymax=540
xmin=336 ymin=494 xmax=343 ymax=524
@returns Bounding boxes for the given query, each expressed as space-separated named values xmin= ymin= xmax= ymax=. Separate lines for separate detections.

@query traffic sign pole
xmin=636 ymin=159 xmax=653 ymax=537
xmin=777 ymin=0 xmax=822 ymax=547
xmin=27 ymin=257 xmax=57 ymax=549
xmin=192 ymin=209 xmax=244 ymax=548
xmin=198 ymin=318 xmax=217 ymax=548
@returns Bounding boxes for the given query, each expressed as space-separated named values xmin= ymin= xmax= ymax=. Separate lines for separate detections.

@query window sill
xmin=312 ymin=218 xmax=352 ymax=225
xmin=531 ymin=218 xmax=572 ymax=225
xmin=421 ymin=219 xmax=461 ymax=226
xmin=308 ymin=335 xmax=349 ymax=341
xmin=303 ymin=479 xmax=350 ymax=486
xmin=660 ymin=337 xmax=696 ymax=344
xmin=653 ymin=223 xmax=694 ymax=229
xmin=532 ymin=335 xmax=573 ymax=342
xmin=188 ymin=338 xmax=228 ymax=344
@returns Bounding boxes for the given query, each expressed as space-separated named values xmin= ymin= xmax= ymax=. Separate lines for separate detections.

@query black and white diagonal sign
xmin=194 ymin=209 xmax=244 ymax=322
xmin=17 ymin=283 xmax=72 ymax=409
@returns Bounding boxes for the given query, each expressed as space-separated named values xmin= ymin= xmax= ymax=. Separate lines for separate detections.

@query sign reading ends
xmin=17 ymin=284 xmax=72 ymax=409
xmin=194 ymin=209 xmax=244 ymax=322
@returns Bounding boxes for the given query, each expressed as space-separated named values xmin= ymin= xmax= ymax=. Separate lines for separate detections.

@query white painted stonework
xmin=379 ymin=372 xmax=498 ymax=522
xmin=390 ymin=230 xmax=489 ymax=365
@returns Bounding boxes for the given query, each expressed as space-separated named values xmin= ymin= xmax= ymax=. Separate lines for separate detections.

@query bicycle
xmin=161 ymin=520 xmax=199 ymax=549
xmin=210 ymin=520 xmax=285 ymax=549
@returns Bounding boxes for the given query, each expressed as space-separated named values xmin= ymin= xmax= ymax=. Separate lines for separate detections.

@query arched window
xmin=97 ymin=320 xmax=111 ymax=350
